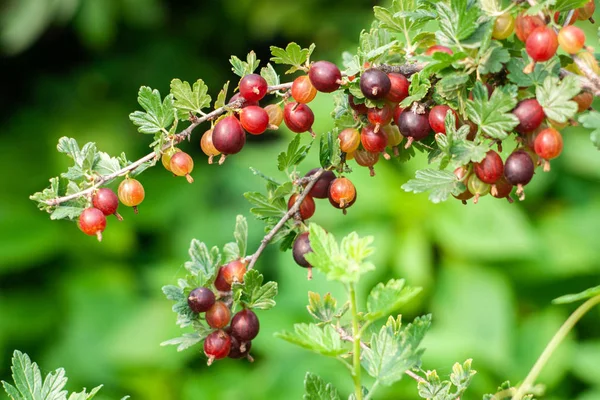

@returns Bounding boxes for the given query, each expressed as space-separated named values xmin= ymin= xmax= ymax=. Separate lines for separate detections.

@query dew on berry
xmin=78 ymin=207 xmax=107 ymax=241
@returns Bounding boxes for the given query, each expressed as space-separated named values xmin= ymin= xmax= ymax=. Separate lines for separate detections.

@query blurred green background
xmin=1 ymin=0 xmax=600 ymax=399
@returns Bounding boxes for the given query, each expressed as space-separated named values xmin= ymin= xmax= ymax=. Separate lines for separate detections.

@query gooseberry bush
xmin=16 ymin=0 xmax=600 ymax=399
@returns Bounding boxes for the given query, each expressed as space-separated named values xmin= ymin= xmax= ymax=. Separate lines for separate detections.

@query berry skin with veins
xmin=428 ymin=105 xmax=458 ymax=134
xmin=239 ymin=74 xmax=268 ymax=102
xmin=291 ymin=75 xmax=317 ymax=104
xmin=492 ymin=176 xmax=514 ymax=203
xmin=515 ymin=14 xmax=545 ymax=42
xmin=161 ymin=147 xmax=181 ymax=172
xmin=338 ymin=128 xmax=361 ymax=154
xmin=367 ymin=104 xmax=393 ymax=132
xmin=239 ymin=105 xmax=269 ymax=135
xmin=525 ymin=27 xmax=558 ymax=63
xmin=212 ymin=115 xmax=246 ymax=159
xmin=204 ymin=330 xmax=232 ymax=366
xmin=558 ymin=26 xmax=586 ymax=55
xmin=230 ymin=309 xmax=260 ymax=341
xmin=329 ymin=177 xmax=356 ymax=210
xmin=534 ymin=127 xmax=563 ymax=171
xmin=361 ymin=124 xmax=388 ymax=154
xmin=264 ymin=104 xmax=284 ymax=128
xmin=206 ymin=301 xmax=231 ymax=329
xmin=513 ymin=99 xmax=545 ymax=134
xmin=354 ymin=149 xmax=380 ymax=176
xmin=283 ymin=103 xmax=315 ymax=136
xmin=170 ymin=151 xmax=194 ymax=183
xmin=200 ymin=129 xmax=220 ymax=164
xmin=304 ymin=168 xmax=336 ymax=199
xmin=308 ymin=61 xmax=342 ymax=93
xmin=187 ymin=287 xmax=215 ymax=313
xmin=92 ymin=188 xmax=123 ymax=221
xmin=78 ymin=208 xmax=107 ymax=241
xmin=467 ymin=174 xmax=491 ymax=204
xmin=360 ymin=68 xmax=391 ymax=100
xmin=118 ymin=178 xmax=145 ymax=214
xmin=288 ymin=193 xmax=316 ymax=220
xmin=474 ymin=150 xmax=504 ymax=188
xmin=492 ymin=13 xmax=515 ymax=40
xmin=386 ymin=73 xmax=409 ymax=103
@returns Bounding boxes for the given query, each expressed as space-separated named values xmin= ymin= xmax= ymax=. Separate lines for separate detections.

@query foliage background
xmin=1 ymin=0 xmax=599 ymax=399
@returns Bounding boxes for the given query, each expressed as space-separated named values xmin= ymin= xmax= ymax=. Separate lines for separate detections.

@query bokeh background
xmin=1 ymin=1 xmax=600 ymax=399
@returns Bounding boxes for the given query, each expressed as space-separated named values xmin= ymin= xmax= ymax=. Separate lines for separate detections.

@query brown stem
xmin=246 ymin=168 xmax=325 ymax=271
xmin=378 ymin=62 xmax=427 ymax=76
xmin=43 ymin=82 xmax=293 ymax=207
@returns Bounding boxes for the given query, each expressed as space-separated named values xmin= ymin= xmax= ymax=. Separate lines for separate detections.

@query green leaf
xmin=399 ymin=72 xmax=431 ymax=108
xmin=402 ymin=169 xmax=465 ymax=203
xmin=270 ymin=42 xmax=315 ymax=74
xmin=435 ymin=112 xmax=489 ymax=166
xmin=536 ymin=75 xmax=580 ymax=123
xmin=214 ymin=81 xmax=230 ymax=109
xmin=553 ymin=285 xmax=600 ymax=304
xmin=331 ymin=92 xmax=356 ymax=130
xmin=554 ymin=0 xmax=589 ymax=12
xmin=435 ymin=0 xmax=480 ymax=46
xmin=303 ymin=373 xmax=341 ymax=400
xmin=260 ymin=63 xmax=280 ymax=87
xmin=170 ymin=78 xmax=211 ymax=120
xmin=307 ymin=292 xmax=343 ymax=323
xmin=128 ymin=86 xmax=175 ymax=134
xmin=506 ymin=53 xmax=560 ymax=87
xmin=304 ymin=224 xmax=375 ymax=283
xmin=50 ymin=206 xmax=85 ymax=221
xmin=67 ymin=385 xmax=103 ymax=400
xmin=478 ymin=42 xmax=510 ymax=75
xmin=232 ymin=269 xmax=278 ymax=310
xmin=358 ymin=27 xmax=399 ymax=63
xmin=362 ymin=315 xmax=432 ymax=386
xmin=365 ymin=279 xmax=422 ymax=321
xmin=223 ymin=242 xmax=240 ymax=262
xmin=230 ymin=51 xmax=260 ymax=77
xmin=374 ymin=0 xmax=434 ymax=34
xmin=160 ymin=331 xmax=210 ymax=352
xmin=278 ymin=135 xmax=313 ymax=172
xmin=417 ymin=370 xmax=452 ymax=399
xmin=579 ymin=111 xmax=600 ymax=150
xmin=184 ymin=239 xmax=221 ymax=286
xmin=449 ymin=359 xmax=477 ymax=393
xmin=465 ymin=81 xmax=519 ymax=140
xmin=435 ymin=72 xmax=469 ymax=101
xmin=421 ymin=51 xmax=468 ymax=75
xmin=234 ymin=215 xmax=248 ymax=258
xmin=319 ymin=131 xmax=342 ymax=169
xmin=244 ymin=191 xmax=287 ymax=219
xmin=275 ymin=323 xmax=347 ymax=357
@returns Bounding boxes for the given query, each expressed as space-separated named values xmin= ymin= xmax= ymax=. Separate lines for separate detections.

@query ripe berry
xmin=187 ymin=287 xmax=216 ymax=313
xmin=474 ymin=150 xmax=504 ymax=185
xmin=228 ymin=335 xmax=252 ymax=360
xmin=291 ymin=75 xmax=317 ymax=104
xmin=574 ymin=91 xmax=593 ymax=113
xmin=534 ymin=127 xmax=563 ymax=171
xmin=504 ymin=150 xmax=535 ymax=200
xmin=329 ymin=177 xmax=356 ymax=209
xmin=425 ymin=45 xmax=453 ymax=56
xmin=170 ymin=151 xmax=194 ymax=183
xmin=393 ymin=104 xmax=404 ymax=123
xmin=381 ymin=124 xmax=403 ymax=156
xmin=304 ymin=169 xmax=336 ymax=199
xmin=386 ymin=73 xmax=409 ymax=103
xmin=361 ymin=124 xmax=388 ymax=154
xmin=230 ymin=309 xmax=260 ymax=341
xmin=492 ymin=176 xmax=514 ymax=203
xmin=428 ymin=105 xmax=458 ymax=134
xmin=348 ymin=95 xmax=368 ymax=115
xmin=293 ymin=232 xmax=312 ymax=269
xmin=78 ymin=208 xmax=107 ymax=241
xmin=554 ymin=10 xmax=579 ymax=25
xmin=200 ymin=129 xmax=221 ymax=164
xmin=492 ymin=13 xmax=515 ymax=40
xmin=214 ymin=268 xmax=230 ymax=292
xmin=204 ymin=330 xmax=231 ymax=365
xmin=367 ymin=104 xmax=393 ymax=131
xmin=206 ymin=301 xmax=231 ymax=329
xmin=239 ymin=105 xmax=269 ymax=135
xmin=513 ymin=99 xmax=545 ymax=134
xmin=453 ymin=167 xmax=474 ymax=204
xmin=467 ymin=174 xmax=491 ymax=204
xmin=213 ymin=115 xmax=246 ymax=157
xmin=338 ymin=128 xmax=361 ymax=153
xmin=354 ymin=149 xmax=380 ymax=176
xmin=308 ymin=61 xmax=342 ymax=93
xmin=558 ymin=26 xmax=586 ymax=54
xmin=526 ymin=26 xmax=558 ymax=63
xmin=118 ymin=178 xmax=145 ymax=213
xmin=161 ymin=147 xmax=181 ymax=172
xmin=229 ymin=92 xmax=259 ymax=108
xmin=283 ymin=103 xmax=315 ymax=136
xmin=222 ymin=259 xmax=247 ymax=286
xmin=578 ymin=0 xmax=596 ymax=20
xmin=515 ymin=13 xmax=545 ymax=42
xmin=360 ymin=68 xmax=391 ymax=100
xmin=288 ymin=193 xmax=316 ymax=220
xmin=264 ymin=104 xmax=284 ymax=128
xmin=92 ymin=188 xmax=122 ymax=221
xmin=239 ymin=74 xmax=268 ymax=102
xmin=397 ymin=109 xmax=431 ymax=148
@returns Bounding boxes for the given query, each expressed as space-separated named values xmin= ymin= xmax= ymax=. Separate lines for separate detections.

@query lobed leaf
xmin=230 ymin=51 xmax=260 ymax=77
xmin=128 ymin=86 xmax=175 ymax=134
xmin=275 ymin=323 xmax=347 ymax=357
xmin=536 ymin=75 xmax=580 ymax=123
xmin=232 ymin=269 xmax=278 ymax=310
xmin=365 ymin=279 xmax=422 ymax=321
xmin=270 ymin=42 xmax=315 ymax=74
xmin=170 ymin=78 xmax=211 ymax=120
xmin=579 ymin=111 xmax=600 ymax=150
xmin=303 ymin=373 xmax=341 ymax=400
xmin=465 ymin=81 xmax=519 ymax=140
xmin=402 ymin=169 xmax=465 ymax=203
xmin=278 ymin=135 xmax=313 ymax=172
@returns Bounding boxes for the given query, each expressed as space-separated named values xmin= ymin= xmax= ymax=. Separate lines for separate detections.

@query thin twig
xmin=572 ymin=55 xmax=600 ymax=95
xmin=43 ymin=83 xmax=293 ymax=207
xmin=558 ymin=68 xmax=600 ymax=96
xmin=404 ymin=369 xmax=426 ymax=383
xmin=335 ymin=325 xmax=369 ymax=351
xmin=378 ymin=62 xmax=427 ymax=76
xmin=246 ymin=168 xmax=325 ymax=270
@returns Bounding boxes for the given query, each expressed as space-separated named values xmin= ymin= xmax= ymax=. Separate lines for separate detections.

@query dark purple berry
xmin=230 ymin=309 xmax=260 ymax=342
xmin=397 ymin=109 xmax=431 ymax=147
xmin=228 ymin=336 xmax=252 ymax=359
xmin=187 ymin=287 xmax=216 ymax=313
xmin=304 ymin=169 xmax=336 ymax=199
xmin=504 ymin=150 xmax=535 ymax=201
xmin=513 ymin=99 xmax=545 ymax=134
xmin=213 ymin=116 xmax=246 ymax=155
xmin=292 ymin=232 xmax=312 ymax=268
xmin=360 ymin=68 xmax=391 ymax=100
xmin=309 ymin=61 xmax=342 ymax=93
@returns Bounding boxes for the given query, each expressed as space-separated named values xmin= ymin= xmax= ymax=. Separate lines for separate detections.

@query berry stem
xmin=246 ymin=168 xmax=326 ymax=271
xmin=511 ymin=295 xmax=600 ymax=400
xmin=42 ymin=82 xmax=293 ymax=208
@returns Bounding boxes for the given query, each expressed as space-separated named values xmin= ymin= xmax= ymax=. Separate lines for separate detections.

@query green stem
xmin=349 ymin=283 xmax=363 ymax=400
xmin=364 ymin=380 xmax=379 ymax=400
xmin=511 ymin=295 xmax=600 ymax=400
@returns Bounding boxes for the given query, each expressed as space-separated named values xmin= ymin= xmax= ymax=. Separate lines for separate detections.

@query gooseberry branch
xmin=43 ymin=82 xmax=293 ymax=208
